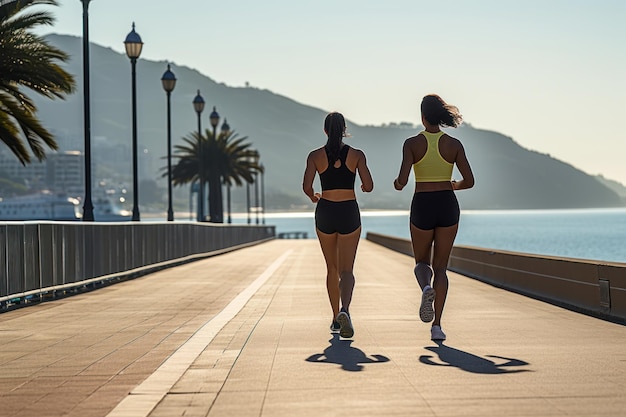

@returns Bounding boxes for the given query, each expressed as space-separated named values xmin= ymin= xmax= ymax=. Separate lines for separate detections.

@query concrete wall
xmin=366 ymin=232 xmax=626 ymax=324
xmin=1 ymin=222 xmax=274 ymax=309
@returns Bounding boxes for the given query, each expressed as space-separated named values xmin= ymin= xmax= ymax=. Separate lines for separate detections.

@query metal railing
xmin=1 ymin=221 xmax=274 ymax=308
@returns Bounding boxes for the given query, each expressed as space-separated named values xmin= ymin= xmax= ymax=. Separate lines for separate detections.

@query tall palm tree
xmin=0 ymin=0 xmax=75 ymax=165
xmin=171 ymin=128 xmax=261 ymax=223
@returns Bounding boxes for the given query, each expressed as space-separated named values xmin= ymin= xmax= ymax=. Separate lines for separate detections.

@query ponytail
xmin=324 ymin=112 xmax=345 ymax=162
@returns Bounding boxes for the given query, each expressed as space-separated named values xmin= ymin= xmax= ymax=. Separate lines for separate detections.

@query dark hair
xmin=421 ymin=94 xmax=462 ymax=128
xmin=324 ymin=112 xmax=346 ymax=162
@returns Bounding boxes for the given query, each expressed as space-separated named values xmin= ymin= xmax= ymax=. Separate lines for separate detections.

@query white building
xmin=0 ymin=150 xmax=84 ymax=197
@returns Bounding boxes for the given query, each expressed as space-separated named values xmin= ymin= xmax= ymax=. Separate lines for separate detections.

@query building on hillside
xmin=0 ymin=151 xmax=47 ymax=189
xmin=0 ymin=150 xmax=84 ymax=197
xmin=46 ymin=151 xmax=84 ymax=197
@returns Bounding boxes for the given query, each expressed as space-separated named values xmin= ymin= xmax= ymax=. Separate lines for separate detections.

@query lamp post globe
xmin=161 ymin=64 xmax=176 ymax=92
xmin=124 ymin=23 xmax=143 ymax=59
xmin=193 ymin=90 xmax=205 ymax=221
xmin=193 ymin=91 xmax=205 ymax=114
xmin=124 ymin=23 xmax=143 ymax=221
xmin=210 ymin=106 xmax=220 ymax=131
xmin=161 ymin=64 xmax=177 ymax=221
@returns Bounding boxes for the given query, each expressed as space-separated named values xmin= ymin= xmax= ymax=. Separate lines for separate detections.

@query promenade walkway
xmin=0 ymin=239 xmax=624 ymax=417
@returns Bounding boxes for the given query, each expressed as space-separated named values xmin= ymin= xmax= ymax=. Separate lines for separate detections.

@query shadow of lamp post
xmin=124 ymin=23 xmax=143 ymax=221
xmin=161 ymin=64 xmax=176 ymax=221
xmin=80 ymin=0 xmax=94 ymax=221
xmin=192 ymin=90 xmax=205 ymax=221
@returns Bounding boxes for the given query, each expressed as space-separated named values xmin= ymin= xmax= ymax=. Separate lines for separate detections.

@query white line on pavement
xmin=105 ymin=249 xmax=293 ymax=417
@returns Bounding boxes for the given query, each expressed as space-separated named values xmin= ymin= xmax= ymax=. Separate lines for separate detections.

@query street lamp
xmin=254 ymin=157 xmax=260 ymax=225
xmin=221 ymin=119 xmax=231 ymax=224
xmin=221 ymin=119 xmax=230 ymax=134
xmin=209 ymin=106 xmax=220 ymax=223
xmin=192 ymin=90 xmax=205 ymax=222
xmin=246 ymin=149 xmax=256 ymax=225
xmin=161 ymin=64 xmax=176 ymax=221
xmin=80 ymin=0 xmax=94 ymax=221
xmin=260 ymin=163 xmax=265 ymax=224
xmin=124 ymin=22 xmax=143 ymax=221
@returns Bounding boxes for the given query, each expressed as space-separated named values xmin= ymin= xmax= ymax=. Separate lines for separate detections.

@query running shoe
xmin=419 ymin=285 xmax=436 ymax=323
xmin=431 ymin=325 xmax=446 ymax=341
xmin=330 ymin=320 xmax=341 ymax=333
xmin=336 ymin=311 xmax=354 ymax=338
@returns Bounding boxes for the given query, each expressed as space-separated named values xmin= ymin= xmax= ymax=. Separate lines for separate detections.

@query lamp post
xmin=192 ymin=90 xmax=205 ymax=222
xmin=124 ymin=23 xmax=143 ymax=221
xmin=246 ymin=149 xmax=255 ymax=225
xmin=246 ymin=178 xmax=251 ymax=224
xmin=221 ymin=119 xmax=231 ymax=223
xmin=249 ymin=151 xmax=260 ymax=225
xmin=161 ymin=64 xmax=176 ymax=221
xmin=254 ymin=160 xmax=260 ymax=225
xmin=80 ymin=0 xmax=94 ymax=221
xmin=260 ymin=163 xmax=265 ymax=224
xmin=209 ymin=106 xmax=220 ymax=223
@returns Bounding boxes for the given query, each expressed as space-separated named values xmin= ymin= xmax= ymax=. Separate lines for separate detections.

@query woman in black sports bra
xmin=302 ymin=112 xmax=374 ymax=338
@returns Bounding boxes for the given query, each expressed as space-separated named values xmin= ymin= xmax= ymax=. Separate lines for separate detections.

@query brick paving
xmin=0 ymin=239 xmax=624 ymax=417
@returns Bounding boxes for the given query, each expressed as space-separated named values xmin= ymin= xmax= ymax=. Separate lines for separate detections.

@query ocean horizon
xmin=218 ymin=208 xmax=626 ymax=264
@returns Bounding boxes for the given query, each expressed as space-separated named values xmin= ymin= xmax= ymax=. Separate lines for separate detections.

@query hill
xmin=28 ymin=34 xmax=623 ymax=211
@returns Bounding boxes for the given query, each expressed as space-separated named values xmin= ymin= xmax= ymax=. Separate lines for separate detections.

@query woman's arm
xmin=394 ymin=138 xmax=414 ymax=190
xmin=357 ymin=150 xmax=374 ymax=192
xmin=452 ymin=142 xmax=475 ymax=190
xmin=302 ymin=152 xmax=321 ymax=202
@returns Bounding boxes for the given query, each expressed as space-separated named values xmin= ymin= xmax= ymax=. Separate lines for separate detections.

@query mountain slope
xmin=28 ymin=34 xmax=623 ymax=210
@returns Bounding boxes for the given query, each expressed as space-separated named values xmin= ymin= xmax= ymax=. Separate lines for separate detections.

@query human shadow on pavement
xmin=419 ymin=342 xmax=530 ymax=374
xmin=306 ymin=334 xmax=389 ymax=372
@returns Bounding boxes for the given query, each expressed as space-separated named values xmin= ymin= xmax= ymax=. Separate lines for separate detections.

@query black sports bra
xmin=319 ymin=145 xmax=356 ymax=191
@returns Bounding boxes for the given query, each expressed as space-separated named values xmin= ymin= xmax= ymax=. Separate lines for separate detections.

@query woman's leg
xmin=410 ymin=224 xmax=436 ymax=322
xmin=336 ymin=226 xmax=361 ymax=313
xmin=431 ymin=224 xmax=459 ymax=326
xmin=410 ymin=223 xmax=435 ymax=285
xmin=315 ymin=229 xmax=340 ymax=320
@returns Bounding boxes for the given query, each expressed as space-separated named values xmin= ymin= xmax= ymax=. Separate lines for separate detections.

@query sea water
xmin=248 ymin=208 xmax=626 ymax=264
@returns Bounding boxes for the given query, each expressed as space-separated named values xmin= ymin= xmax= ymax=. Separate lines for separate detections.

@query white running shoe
xmin=336 ymin=311 xmax=354 ymax=338
xmin=431 ymin=325 xmax=446 ymax=341
xmin=419 ymin=285 xmax=436 ymax=323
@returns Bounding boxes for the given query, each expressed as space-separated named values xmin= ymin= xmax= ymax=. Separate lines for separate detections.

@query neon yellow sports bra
xmin=413 ymin=131 xmax=453 ymax=182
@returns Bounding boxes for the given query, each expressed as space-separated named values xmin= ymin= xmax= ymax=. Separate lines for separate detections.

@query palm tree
xmin=0 ymin=0 xmax=75 ymax=165
xmin=171 ymin=128 xmax=261 ymax=223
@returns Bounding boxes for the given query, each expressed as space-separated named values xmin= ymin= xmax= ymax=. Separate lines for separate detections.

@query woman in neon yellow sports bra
xmin=393 ymin=94 xmax=475 ymax=342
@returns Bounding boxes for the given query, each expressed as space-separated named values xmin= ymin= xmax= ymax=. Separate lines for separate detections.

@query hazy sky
xmin=37 ymin=0 xmax=626 ymax=185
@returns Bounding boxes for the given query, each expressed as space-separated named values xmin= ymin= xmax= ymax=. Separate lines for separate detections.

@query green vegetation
xmin=0 ymin=0 xmax=75 ymax=164
xmin=170 ymin=129 xmax=262 ymax=222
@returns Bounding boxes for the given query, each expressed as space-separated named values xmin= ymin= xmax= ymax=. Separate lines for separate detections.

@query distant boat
xmin=92 ymin=196 xmax=132 ymax=222
xmin=0 ymin=191 xmax=81 ymax=221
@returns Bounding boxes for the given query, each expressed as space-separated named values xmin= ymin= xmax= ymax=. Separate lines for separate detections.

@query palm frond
xmin=0 ymin=0 xmax=74 ymax=164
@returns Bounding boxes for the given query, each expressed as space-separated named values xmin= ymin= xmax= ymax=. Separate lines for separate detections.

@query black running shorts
xmin=315 ymin=199 xmax=361 ymax=234
xmin=410 ymin=190 xmax=460 ymax=230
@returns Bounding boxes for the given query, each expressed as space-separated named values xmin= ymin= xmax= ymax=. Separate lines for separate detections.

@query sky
xmin=34 ymin=0 xmax=626 ymax=185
